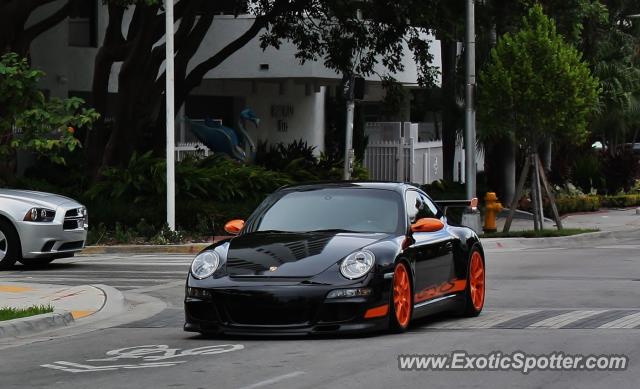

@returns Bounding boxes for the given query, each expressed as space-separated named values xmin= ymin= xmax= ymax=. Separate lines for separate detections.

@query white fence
xmin=363 ymin=122 xmax=483 ymax=185
xmin=364 ymin=138 xmax=443 ymax=184
xmin=175 ymin=142 xmax=211 ymax=162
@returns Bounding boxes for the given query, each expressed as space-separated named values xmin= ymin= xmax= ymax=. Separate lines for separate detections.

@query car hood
xmin=0 ymin=189 xmax=79 ymax=208
xmin=225 ymin=231 xmax=391 ymax=278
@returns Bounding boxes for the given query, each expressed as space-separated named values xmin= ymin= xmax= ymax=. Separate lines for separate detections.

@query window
xmin=253 ymin=188 xmax=403 ymax=234
xmin=69 ymin=1 xmax=97 ymax=47
xmin=405 ymin=190 xmax=438 ymax=224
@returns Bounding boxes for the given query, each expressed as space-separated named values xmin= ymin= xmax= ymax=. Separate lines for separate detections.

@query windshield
xmin=252 ymin=188 xmax=403 ymax=234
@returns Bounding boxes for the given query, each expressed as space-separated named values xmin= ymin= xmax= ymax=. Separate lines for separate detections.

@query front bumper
xmin=16 ymin=204 xmax=87 ymax=259
xmin=184 ymin=280 xmax=392 ymax=335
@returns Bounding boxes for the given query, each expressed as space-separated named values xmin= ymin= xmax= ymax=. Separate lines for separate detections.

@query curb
xmin=0 ymin=284 xmax=126 ymax=340
xmin=481 ymin=228 xmax=640 ymax=250
xmin=81 ymin=243 xmax=211 ymax=255
xmin=0 ymin=310 xmax=74 ymax=338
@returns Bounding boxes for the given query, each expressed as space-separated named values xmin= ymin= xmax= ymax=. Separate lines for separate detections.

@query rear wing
xmin=435 ymin=198 xmax=478 ymax=214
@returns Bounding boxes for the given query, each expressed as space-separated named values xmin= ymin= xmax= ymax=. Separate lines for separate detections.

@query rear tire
xmin=389 ymin=261 xmax=413 ymax=333
xmin=461 ymin=247 xmax=485 ymax=317
xmin=0 ymin=219 xmax=20 ymax=270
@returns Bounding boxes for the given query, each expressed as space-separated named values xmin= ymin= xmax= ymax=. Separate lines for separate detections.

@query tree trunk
xmin=440 ymin=38 xmax=458 ymax=183
xmin=501 ymin=138 xmax=517 ymax=205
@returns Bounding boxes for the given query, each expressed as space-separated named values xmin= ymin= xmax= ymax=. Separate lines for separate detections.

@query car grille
xmin=58 ymin=241 xmax=84 ymax=251
xmin=64 ymin=208 xmax=86 ymax=230
xmin=224 ymin=302 xmax=312 ymax=325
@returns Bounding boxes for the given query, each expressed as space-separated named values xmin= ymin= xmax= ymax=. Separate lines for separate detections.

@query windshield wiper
xmin=306 ymin=228 xmax=359 ymax=233
xmin=254 ymin=229 xmax=296 ymax=234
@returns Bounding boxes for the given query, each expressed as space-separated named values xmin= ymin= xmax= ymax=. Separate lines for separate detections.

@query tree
xmin=478 ymin=5 xmax=600 ymax=229
xmin=84 ymin=0 xmax=441 ymax=175
xmin=0 ymin=53 xmax=99 ymax=183
xmin=0 ymin=0 xmax=78 ymax=57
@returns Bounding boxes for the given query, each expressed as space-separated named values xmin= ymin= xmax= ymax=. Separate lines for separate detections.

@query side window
xmin=420 ymin=194 xmax=440 ymax=219
xmin=405 ymin=191 xmax=438 ymax=223
xmin=405 ymin=191 xmax=421 ymax=223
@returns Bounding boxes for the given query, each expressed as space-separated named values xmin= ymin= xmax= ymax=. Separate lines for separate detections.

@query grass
xmin=480 ymin=228 xmax=599 ymax=239
xmin=0 ymin=304 xmax=54 ymax=321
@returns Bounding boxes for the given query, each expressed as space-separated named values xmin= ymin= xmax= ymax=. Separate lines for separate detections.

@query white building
xmin=25 ymin=1 xmax=491 ymax=185
xmin=28 ymin=1 xmax=441 ymax=157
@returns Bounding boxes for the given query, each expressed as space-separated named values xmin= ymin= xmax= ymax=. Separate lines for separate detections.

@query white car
xmin=0 ymin=189 xmax=88 ymax=269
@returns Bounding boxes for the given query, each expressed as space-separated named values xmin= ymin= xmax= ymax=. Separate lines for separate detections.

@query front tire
xmin=18 ymin=258 xmax=56 ymax=268
xmin=0 ymin=219 xmax=20 ymax=270
xmin=461 ymin=247 xmax=485 ymax=317
xmin=389 ymin=261 xmax=413 ymax=332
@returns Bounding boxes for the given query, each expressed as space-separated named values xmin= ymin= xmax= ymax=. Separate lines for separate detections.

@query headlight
xmin=340 ymin=250 xmax=375 ymax=279
xmin=82 ymin=207 xmax=89 ymax=228
xmin=190 ymin=251 xmax=220 ymax=279
xmin=23 ymin=208 xmax=56 ymax=222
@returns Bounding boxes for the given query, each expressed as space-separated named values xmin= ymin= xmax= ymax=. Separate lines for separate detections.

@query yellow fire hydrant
xmin=483 ymin=192 xmax=503 ymax=233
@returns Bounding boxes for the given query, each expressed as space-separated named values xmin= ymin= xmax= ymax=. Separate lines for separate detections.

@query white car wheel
xmin=0 ymin=230 xmax=7 ymax=260
xmin=0 ymin=220 xmax=19 ymax=269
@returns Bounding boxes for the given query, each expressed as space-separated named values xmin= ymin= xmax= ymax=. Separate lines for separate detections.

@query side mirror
xmin=224 ymin=219 xmax=245 ymax=235
xmin=411 ymin=218 xmax=445 ymax=233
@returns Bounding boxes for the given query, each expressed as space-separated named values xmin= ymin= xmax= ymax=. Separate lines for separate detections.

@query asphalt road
xmin=0 ymin=238 xmax=639 ymax=389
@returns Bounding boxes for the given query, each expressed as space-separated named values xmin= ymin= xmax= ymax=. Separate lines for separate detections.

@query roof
xmin=278 ymin=181 xmax=416 ymax=193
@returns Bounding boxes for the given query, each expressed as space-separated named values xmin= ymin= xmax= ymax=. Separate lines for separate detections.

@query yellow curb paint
xmin=0 ymin=285 xmax=34 ymax=293
xmin=70 ymin=310 xmax=95 ymax=319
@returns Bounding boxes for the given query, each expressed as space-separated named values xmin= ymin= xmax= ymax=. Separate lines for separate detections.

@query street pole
xmin=464 ymin=0 xmax=476 ymax=200
xmin=343 ymin=75 xmax=355 ymax=180
xmin=165 ymin=0 xmax=176 ymax=231
xmin=461 ymin=0 xmax=481 ymax=233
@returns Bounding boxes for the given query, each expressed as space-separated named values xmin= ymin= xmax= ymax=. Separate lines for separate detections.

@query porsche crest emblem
xmin=269 ymin=266 xmax=278 ymax=272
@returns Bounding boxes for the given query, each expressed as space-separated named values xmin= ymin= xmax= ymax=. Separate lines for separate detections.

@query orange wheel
xmin=390 ymin=262 xmax=412 ymax=331
xmin=462 ymin=248 xmax=485 ymax=316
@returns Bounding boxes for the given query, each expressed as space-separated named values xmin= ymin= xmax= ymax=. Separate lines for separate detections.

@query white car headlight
xmin=190 ymin=251 xmax=220 ymax=279
xmin=340 ymin=250 xmax=375 ymax=280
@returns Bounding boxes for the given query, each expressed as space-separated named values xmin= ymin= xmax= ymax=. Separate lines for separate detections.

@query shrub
xmin=600 ymin=194 xmax=640 ymax=208
xmin=571 ymin=151 xmax=604 ymax=193
xmin=601 ymin=150 xmax=640 ymax=194
xmin=551 ymin=195 xmax=601 ymax=215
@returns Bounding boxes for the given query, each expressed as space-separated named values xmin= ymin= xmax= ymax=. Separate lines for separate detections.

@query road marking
xmin=528 ymin=310 xmax=603 ymax=328
xmin=598 ymin=312 xmax=640 ymax=329
xmin=237 ymin=371 xmax=305 ymax=389
xmin=0 ymin=285 xmax=33 ymax=293
xmin=493 ymin=310 xmax=573 ymax=329
xmin=41 ymin=344 xmax=244 ymax=374
xmin=561 ymin=310 xmax=640 ymax=329
xmin=71 ymin=310 xmax=95 ymax=319
xmin=425 ymin=309 xmax=640 ymax=330
xmin=428 ymin=310 xmax=539 ymax=329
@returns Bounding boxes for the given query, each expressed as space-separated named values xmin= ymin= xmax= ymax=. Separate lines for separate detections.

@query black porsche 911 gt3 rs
xmin=184 ymin=182 xmax=485 ymax=335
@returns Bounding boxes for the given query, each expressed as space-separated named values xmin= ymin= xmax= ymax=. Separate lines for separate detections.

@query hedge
xmin=545 ymin=194 xmax=640 ymax=215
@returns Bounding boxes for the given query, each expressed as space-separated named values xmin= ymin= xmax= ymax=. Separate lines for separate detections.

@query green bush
xmin=600 ymin=194 xmax=640 ymax=208
xmin=571 ymin=151 xmax=604 ymax=193
xmin=551 ymin=195 xmax=601 ymax=215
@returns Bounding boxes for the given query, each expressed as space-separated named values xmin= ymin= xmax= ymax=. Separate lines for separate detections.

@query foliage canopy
xmin=477 ymin=5 xmax=600 ymax=149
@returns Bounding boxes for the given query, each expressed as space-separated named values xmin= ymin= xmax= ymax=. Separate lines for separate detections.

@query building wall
xmin=190 ymin=79 xmax=326 ymax=153
xmin=25 ymin=1 xmax=440 ymax=155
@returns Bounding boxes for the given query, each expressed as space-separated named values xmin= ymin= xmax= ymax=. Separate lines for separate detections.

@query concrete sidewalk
xmin=0 ymin=282 xmax=106 ymax=338
xmin=496 ymin=207 xmax=640 ymax=232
